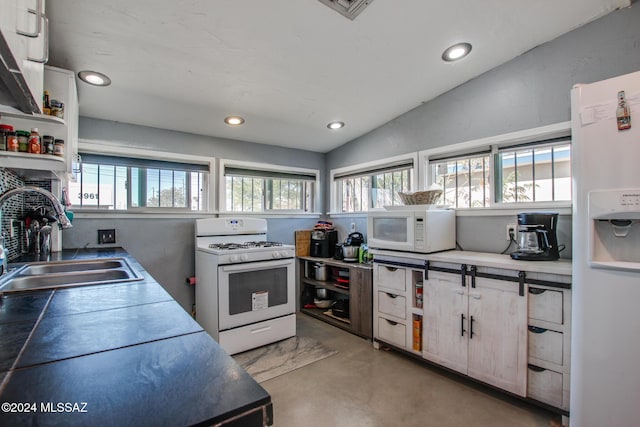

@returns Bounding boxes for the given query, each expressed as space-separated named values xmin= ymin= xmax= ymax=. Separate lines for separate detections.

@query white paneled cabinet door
xmin=467 ymin=277 xmax=527 ymax=396
xmin=423 ymin=271 xmax=468 ymax=374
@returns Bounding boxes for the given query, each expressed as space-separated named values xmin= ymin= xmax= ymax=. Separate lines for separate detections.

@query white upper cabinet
xmin=0 ymin=0 xmax=47 ymax=113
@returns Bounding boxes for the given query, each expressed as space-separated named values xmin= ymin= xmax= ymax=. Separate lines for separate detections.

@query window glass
xmin=224 ymin=165 xmax=316 ymax=213
xmin=498 ymin=142 xmax=571 ymax=203
xmin=433 ymin=155 xmax=490 ymax=208
xmin=337 ymin=167 xmax=411 ymax=212
xmin=69 ymin=159 xmax=207 ymax=211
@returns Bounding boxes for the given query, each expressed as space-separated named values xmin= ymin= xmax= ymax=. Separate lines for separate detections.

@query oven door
xmin=218 ymin=258 xmax=295 ymax=330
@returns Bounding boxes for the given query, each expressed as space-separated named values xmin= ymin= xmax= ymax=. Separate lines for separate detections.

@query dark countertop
xmin=0 ymin=248 xmax=272 ymax=427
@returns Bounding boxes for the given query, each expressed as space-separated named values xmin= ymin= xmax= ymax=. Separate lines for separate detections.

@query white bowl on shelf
xmin=314 ymin=298 xmax=332 ymax=309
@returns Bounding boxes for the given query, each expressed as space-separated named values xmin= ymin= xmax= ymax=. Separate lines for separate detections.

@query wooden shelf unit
xmin=298 ymin=256 xmax=373 ymax=339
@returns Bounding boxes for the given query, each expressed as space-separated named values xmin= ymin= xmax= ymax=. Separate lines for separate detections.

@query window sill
xmin=327 ymin=204 xmax=572 ymax=218
xmin=72 ymin=211 xmax=322 ymax=220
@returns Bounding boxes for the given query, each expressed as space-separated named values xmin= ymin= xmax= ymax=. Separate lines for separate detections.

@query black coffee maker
xmin=510 ymin=212 xmax=560 ymax=261
xmin=311 ymin=229 xmax=338 ymax=258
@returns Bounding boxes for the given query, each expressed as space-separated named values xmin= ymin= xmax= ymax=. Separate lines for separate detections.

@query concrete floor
xmin=262 ymin=314 xmax=561 ymax=427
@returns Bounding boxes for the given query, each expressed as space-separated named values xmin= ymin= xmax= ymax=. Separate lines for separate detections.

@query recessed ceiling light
xmin=441 ymin=43 xmax=472 ymax=62
xmin=327 ymin=121 xmax=345 ymax=130
xmin=78 ymin=70 xmax=111 ymax=86
xmin=224 ymin=116 xmax=245 ymax=126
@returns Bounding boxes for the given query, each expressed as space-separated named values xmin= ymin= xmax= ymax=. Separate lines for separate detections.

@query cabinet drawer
xmin=528 ymin=287 xmax=563 ymax=324
xmin=527 ymin=365 xmax=563 ymax=408
xmin=528 ymin=327 xmax=563 ymax=365
xmin=378 ymin=291 xmax=406 ymax=319
xmin=377 ymin=317 xmax=406 ymax=348
xmin=376 ymin=265 xmax=406 ymax=292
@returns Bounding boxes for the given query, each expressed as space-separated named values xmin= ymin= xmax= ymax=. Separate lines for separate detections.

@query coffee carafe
xmin=510 ymin=212 xmax=560 ymax=261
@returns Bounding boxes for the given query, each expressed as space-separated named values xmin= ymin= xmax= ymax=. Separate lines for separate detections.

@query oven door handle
xmin=220 ymin=258 xmax=293 ymax=272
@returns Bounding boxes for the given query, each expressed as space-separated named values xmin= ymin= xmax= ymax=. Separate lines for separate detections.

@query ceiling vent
xmin=318 ymin=0 xmax=373 ymax=20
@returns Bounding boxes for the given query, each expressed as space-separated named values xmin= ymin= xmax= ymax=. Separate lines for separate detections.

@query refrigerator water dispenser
xmin=588 ymin=189 xmax=640 ymax=271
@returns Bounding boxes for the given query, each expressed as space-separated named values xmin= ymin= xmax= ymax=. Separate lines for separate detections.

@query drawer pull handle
xmin=385 ymin=319 xmax=398 ymax=326
xmin=451 ymin=289 xmax=464 ymax=295
xmin=469 ymin=315 xmax=475 ymax=339
xmin=385 ymin=267 xmax=398 ymax=272
xmin=386 ymin=292 xmax=398 ymax=299
xmin=528 ymin=326 xmax=548 ymax=334
xmin=528 ymin=364 xmax=546 ymax=372
xmin=251 ymin=326 xmax=272 ymax=334
xmin=470 ymin=293 xmax=481 ymax=299
xmin=529 ymin=288 xmax=547 ymax=295
xmin=460 ymin=313 xmax=466 ymax=337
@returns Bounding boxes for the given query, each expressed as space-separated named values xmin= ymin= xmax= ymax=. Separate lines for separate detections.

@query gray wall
xmin=325 ymin=5 xmax=640 ymax=257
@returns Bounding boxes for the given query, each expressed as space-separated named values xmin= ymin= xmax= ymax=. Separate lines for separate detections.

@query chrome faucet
xmin=0 ymin=186 xmax=72 ymax=273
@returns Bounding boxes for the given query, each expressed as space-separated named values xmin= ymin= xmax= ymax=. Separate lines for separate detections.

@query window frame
xmin=218 ymin=158 xmax=320 ymax=216
xmin=72 ymin=139 xmax=216 ymax=216
xmin=419 ymin=122 xmax=572 ymax=216
xmin=329 ymin=153 xmax=419 ymax=214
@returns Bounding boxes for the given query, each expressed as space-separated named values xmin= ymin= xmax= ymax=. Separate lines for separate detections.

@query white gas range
xmin=195 ymin=218 xmax=296 ymax=355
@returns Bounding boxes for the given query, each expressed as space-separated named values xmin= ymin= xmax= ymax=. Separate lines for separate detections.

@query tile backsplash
xmin=0 ymin=168 xmax=52 ymax=261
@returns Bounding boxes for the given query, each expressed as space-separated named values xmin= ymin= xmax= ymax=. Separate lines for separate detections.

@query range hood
xmin=0 ymin=31 xmax=40 ymax=114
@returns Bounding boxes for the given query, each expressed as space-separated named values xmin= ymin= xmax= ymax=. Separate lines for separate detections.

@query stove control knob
xmin=272 ymin=252 xmax=281 ymax=259
xmin=230 ymin=255 xmax=240 ymax=263
xmin=241 ymin=254 xmax=249 ymax=262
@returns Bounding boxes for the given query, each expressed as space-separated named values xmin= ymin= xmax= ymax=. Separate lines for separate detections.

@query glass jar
xmin=53 ymin=139 xmax=65 ymax=157
xmin=28 ymin=128 xmax=41 ymax=154
xmin=6 ymin=131 xmax=18 ymax=152
xmin=16 ymin=130 xmax=29 ymax=152
xmin=50 ymin=99 xmax=64 ymax=119
xmin=42 ymin=135 xmax=55 ymax=154
xmin=0 ymin=124 xmax=14 ymax=151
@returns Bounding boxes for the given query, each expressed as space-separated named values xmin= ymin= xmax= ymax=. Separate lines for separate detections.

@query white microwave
xmin=367 ymin=208 xmax=456 ymax=253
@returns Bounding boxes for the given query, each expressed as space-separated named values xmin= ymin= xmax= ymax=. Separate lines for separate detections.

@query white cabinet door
xmin=423 ymin=271 xmax=468 ymax=375
xmin=0 ymin=0 xmax=45 ymax=112
xmin=467 ymin=277 xmax=527 ymax=396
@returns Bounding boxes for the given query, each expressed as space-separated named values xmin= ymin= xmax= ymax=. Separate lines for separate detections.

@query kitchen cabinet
xmin=526 ymin=284 xmax=572 ymax=411
xmin=371 ymin=249 xmax=572 ymax=416
xmin=0 ymin=0 xmax=47 ymax=114
xmin=373 ymin=258 xmax=426 ymax=355
xmin=298 ymin=256 xmax=372 ymax=339
xmin=0 ymin=65 xmax=78 ymax=180
xmin=422 ymin=265 xmax=527 ymax=396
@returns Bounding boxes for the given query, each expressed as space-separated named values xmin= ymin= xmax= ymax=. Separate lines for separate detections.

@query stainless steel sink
xmin=20 ymin=259 xmax=131 ymax=275
xmin=0 ymin=258 xmax=144 ymax=293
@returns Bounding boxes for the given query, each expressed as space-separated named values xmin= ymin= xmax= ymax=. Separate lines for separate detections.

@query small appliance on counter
xmin=310 ymin=229 xmax=338 ymax=258
xmin=510 ymin=212 xmax=561 ymax=261
xmin=340 ymin=231 xmax=364 ymax=262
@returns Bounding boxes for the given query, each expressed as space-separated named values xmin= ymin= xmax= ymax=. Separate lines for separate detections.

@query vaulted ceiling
xmin=46 ymin=0 xmax=629 ymax=152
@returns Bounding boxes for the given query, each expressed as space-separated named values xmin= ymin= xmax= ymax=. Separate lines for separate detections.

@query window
xmin=331 ymin=154 xmax=416 ymax=213
xmin=423 ymin=122 xmax=572 ymax=209
xmin=432 ymin=152 xmax=491 ymax=208
xmin=69 ymin=154 xmax=209 ymax=211
xmin=497 ymin=142 xmax=571 ymax=203
xmin=221 ymin=161 xmax=318 ymax=213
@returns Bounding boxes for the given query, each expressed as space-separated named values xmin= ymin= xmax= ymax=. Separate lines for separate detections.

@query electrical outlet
xmin=98 ymin=229 xmax=116 ymax=244
xmin=350 ymin=222 xmax=356 ymax=232
xmin=506 ymin=224 xmax=517 ymax=241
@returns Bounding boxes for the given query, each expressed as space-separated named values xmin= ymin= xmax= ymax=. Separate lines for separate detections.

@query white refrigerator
xmin=571 ymin=70 xmax=640 ymax=427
